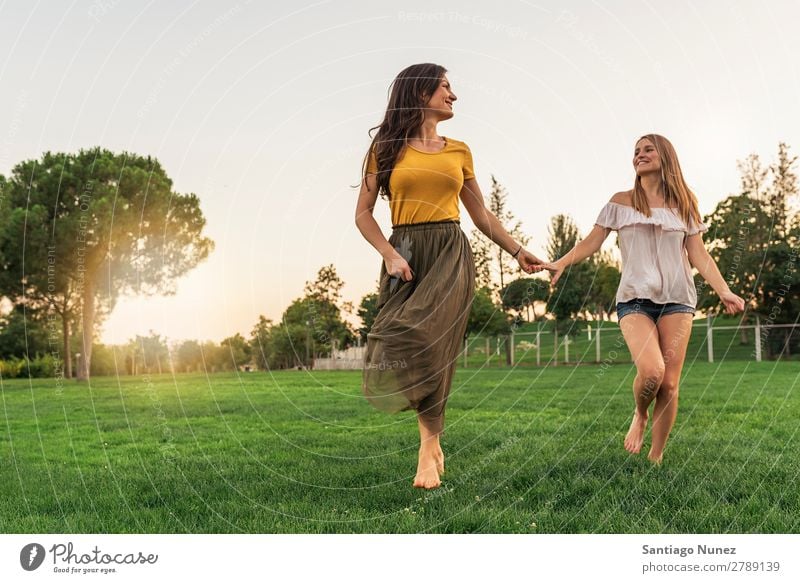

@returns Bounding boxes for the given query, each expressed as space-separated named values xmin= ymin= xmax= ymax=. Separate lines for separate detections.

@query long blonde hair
xmin=632 ymin=134 xmax=702 ymax=227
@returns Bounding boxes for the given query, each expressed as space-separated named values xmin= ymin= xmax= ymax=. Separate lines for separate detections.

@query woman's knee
xmin=637 ymin=361 xmax=666 ymax=389
xmin=658 ymin=376 xmax=680 ymax=399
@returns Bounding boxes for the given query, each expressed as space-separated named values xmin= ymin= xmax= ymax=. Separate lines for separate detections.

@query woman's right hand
xmin=719 ymin=289 xmax=745 ymax=315
xmin=383 ymin=251 xmax=414 ymax=281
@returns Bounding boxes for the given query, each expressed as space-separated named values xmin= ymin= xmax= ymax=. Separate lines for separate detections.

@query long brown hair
xmin=363 ymin=63 xmax=447 ymax=200
xmin=632 ymin=133 xmax=702 ymax=227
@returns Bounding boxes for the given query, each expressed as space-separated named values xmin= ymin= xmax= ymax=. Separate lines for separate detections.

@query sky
xmin=1 ymin=0 xmax=799 ymax=344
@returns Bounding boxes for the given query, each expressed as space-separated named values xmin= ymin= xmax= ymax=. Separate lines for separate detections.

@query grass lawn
xmin=1 ymin=361 xmax=798 ymax=533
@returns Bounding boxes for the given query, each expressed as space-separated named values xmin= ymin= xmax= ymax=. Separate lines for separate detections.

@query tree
xmin=199 ymin=341 xmax=225 ymax=373
xmin=767 ymin=142 xmax=798 ymax=238
xmin=467 ymin=286 xmax=511 ymax=337
xmin=220 ymin=333 xmax=252 ymax=371
xmin=283 ymin=265 xmax=355 ymax=357
xmin=697 ymin=193 xmax=768 ymax=342
xmin=0 ymin=149 xmax=214 ymax=380
xmin=175 ymin=340 xmax=203 ymax=373
xmin=545 ymin=214 xmax=594 ymax=325
xmin=756 ymin=229 xmax=800 ymax=357
xmin=283 ymin=296 xmax=353 ymax=357
xmin=304 ymin=264 xmax=344 ymax=305
xmin=588 ymin=250 xmax=621 ymax=321
xmin=470 ymin=227 xmax=494 ymax=291
xmin=0 ymin=303 xmax=50 ymax=358
xmin=546 ymin=213 xmax=579 ymax=262
xmin=737 ymin=153 xmax=768 ymax=202
xmin=89 ymin=343 xmax=118 ymax=377
xmin=251 ymin=315 xmax=309 ymax=371
xmin=699 ymin=143 xmax=800 ymax=356
xmin=132 ymin=331 xmax=169 ymax=374
xmin=467 ymin=286 xmax=513 ymax=365
xmin=500 ymin=277 xmax=549 ymax=322
xmin=270 ymin=324 xmax=310 ymax=369
xmin=357 ymin=291 xmax=379 ymax=341
xmin=469 ymin=176 xmax=530 ymax=296
xmin=249 ymin=283 xmax=351 ymax=368
xmin=250 ymin=315 xmax=275 ymax=371
xmin=0 ymin=200 xmax=79 ymax=377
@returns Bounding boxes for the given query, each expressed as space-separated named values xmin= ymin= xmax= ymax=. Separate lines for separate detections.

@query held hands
xmin=516 ymin=248 xmax=563 ymax=288
xmin=516 ymin=248 xmax=546 ymax=274
xmin=719 ymin=289 xmax=746 ymax=315
xmin=383 ymin=250 xmax=414 ymax=282
xmin=539 ymin=260 xmax=565 ymax=286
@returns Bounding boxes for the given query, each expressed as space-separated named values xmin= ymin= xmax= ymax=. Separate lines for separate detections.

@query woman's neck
xmin=411 ymin=118 xmax=441 ymax=144
xmin=640 ymin=174 xmax=664 ymax=203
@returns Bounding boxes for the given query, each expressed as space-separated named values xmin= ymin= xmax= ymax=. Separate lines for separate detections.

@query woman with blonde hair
xmin=355 ymin=63 xmax=542 ymax=488
xmin=542 ymin=134 xmax=745 ymax=464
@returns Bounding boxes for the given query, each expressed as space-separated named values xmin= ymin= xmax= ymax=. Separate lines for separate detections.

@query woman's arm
xmin=685 ymin=233 xmax=745 ymax=314
xmin=354 ymin=173 xmax=413 ymax=281
xmin=459 ymin=178 xmax=543 ymax=272
xmin=544 ymin=225 xmax=610 ymax=285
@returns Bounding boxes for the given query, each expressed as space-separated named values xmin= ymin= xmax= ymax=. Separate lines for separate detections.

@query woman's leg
xmin=413 ymin=337 xmax=460 ymax=487
xmin=414 ymin=414 xmax=443 ymax=489
xmin=649 ymin=313 xmax=693 ymax=464
xmin=619 ymin=314 xmax=666 ymax=454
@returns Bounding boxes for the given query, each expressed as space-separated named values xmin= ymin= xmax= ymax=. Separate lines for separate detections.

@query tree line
xmin=1 ymin=144 xmax=798 ymax=378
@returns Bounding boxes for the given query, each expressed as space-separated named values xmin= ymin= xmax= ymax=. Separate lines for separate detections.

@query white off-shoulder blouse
xmin=594 ymin=202 xmax=708 ymax=307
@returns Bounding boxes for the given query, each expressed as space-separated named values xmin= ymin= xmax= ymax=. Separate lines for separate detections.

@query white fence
xmin=310 ymin=318 xmax=798 ymax=370
xmin=461 ymin=317 xmax=799 ymax=368
xmin=313 ymin=344 xmax=366 ymax=370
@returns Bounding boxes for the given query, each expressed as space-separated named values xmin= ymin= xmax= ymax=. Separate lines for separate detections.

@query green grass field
xmin=1 ymin=361 xmax=798 ymax=533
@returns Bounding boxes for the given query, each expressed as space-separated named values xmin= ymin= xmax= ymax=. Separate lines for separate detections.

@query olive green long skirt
xmin=362 ymin=219 xmax=475 ymax=434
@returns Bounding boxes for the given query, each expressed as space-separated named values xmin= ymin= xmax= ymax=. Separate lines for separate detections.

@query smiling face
xmin=633 ymin=138 xmax=662 ymax=176
xmin=423 ymin=76 xmax=457 ymax=120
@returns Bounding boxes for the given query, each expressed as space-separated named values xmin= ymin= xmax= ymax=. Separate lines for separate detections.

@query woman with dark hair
xmin=355 ymin=63 xmax=543 ymax=489
xmin=542 ymin=134 xmax=745 ymax=464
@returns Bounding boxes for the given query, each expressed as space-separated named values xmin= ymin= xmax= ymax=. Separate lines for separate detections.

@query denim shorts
xmin=616 ymin=298 xmax=695 ymax=323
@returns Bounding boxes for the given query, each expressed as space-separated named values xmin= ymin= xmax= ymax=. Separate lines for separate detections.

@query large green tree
xmin=246 ymin=266 xmax=356 ymax=370
xmin=698 ymin=143 xmax=800 ymax=356
xmin=0 ymin=149 xmax=214 ymax=379
xmin=283 ymin=264 xmax=355 ymax=355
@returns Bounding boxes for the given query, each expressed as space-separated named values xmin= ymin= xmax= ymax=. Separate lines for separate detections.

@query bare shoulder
xmin=609 ymin=190 xmax=633 ymax=205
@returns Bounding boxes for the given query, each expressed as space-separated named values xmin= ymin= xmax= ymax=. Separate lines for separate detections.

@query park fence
xmin=309 ymin=317 xmax=798 ymax=370
xmin=461 ymin=317 xmax=800 ymax=368
xmin=314 ymin=344 xmax=365 ymax=370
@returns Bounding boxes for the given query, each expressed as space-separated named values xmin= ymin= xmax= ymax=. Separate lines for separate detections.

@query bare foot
xmin=647 ymin=450 xmax=663 ymax=465
xmin=624 ymin=410 xmax=649 ymax=454
xmin=413 ymin=451 xmax=441 ymax=489
xmin=433 ymin=445 xmax=445 ymax=475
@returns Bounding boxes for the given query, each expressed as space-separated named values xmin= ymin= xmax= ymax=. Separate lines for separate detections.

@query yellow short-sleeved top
xmin=367 ymin=137 xmax=475 ymax=226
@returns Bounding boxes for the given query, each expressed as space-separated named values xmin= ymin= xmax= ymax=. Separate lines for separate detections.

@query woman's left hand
xmin=719 ymin=290 xmax=746 ymax=315
xmin=516 ymin=249 xmax=545 ymax=274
